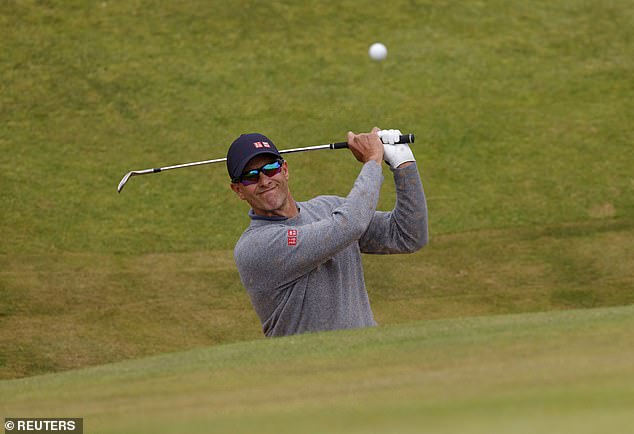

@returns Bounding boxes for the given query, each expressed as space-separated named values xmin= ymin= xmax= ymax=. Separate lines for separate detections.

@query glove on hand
xmin=378 ymin=128 xmax=401 ymax=145
xmin=379 ymin=129 xmax=416 ymax=168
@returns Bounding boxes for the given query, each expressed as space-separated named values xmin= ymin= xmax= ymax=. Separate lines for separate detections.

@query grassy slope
xmin=1 ymin=0 xmax=633 ymax=378
xmin=1 ymin=219 xmax=632 ymax=379
xmin=1 ymin=306 xmax=633 ymax=434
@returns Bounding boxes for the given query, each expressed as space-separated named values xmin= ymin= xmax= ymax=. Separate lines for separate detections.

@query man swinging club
xmin=227 ymin=127 xmax=428 ymax=337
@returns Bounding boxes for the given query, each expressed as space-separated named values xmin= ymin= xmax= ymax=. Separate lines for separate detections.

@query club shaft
xmin=117 ymin=133 xmax=414 ymax=192
xmin=159 ymin=144 xmax=333 ymax=171
xmin=158 ymin=157 xmax=228 ymax=172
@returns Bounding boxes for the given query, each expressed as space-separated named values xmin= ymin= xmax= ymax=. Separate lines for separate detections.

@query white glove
xmin=379 ymin=129 xmax=416 ymax=168
xmin=378 ymin=128 xmax=402 ymax=145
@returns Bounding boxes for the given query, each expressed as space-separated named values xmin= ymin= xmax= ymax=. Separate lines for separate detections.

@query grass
xmin=1 ymin=218 xmax=632 ymax=379
xmin=0 ymin=0 xmax=633 ymax=380
xmin=1 ymin=305 xmax=633 ymax=433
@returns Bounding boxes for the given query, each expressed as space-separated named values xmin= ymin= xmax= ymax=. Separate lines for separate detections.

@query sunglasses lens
xmin=240 ymin=171 xmax=260 ymax=185
xmin=261 ymin=161 xmax=282 ymax=177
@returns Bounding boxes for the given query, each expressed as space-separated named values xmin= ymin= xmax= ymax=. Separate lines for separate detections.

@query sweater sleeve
xmin=359 ymin=162 xmax=428 ymax=254
xmin=235 ymin=161 xmax=384 ymax=290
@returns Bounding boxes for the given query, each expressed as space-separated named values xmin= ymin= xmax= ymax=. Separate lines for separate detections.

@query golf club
xmin=117 ymin=133 xmax=414 ymax=193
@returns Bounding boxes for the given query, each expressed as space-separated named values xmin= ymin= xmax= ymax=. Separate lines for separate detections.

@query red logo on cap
xmin=287 ymin=229 xmax=297 ymax=246
xmin=253 ymin=141 xmax=271 ymax=149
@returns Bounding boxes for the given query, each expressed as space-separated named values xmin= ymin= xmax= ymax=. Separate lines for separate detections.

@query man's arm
xmin=235 ymin=130 xmax=385 ymax=290
xmin=359 ymin=162 xmax=429 ymax=254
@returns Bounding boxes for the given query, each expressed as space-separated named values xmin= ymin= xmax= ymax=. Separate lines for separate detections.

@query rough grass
xmin=1 ymin=0 xmax=633 ymax=378
xmin=1 ymin=306 xmax=633 ymax=434
xmin=1 ymin=218 xmax=631 ymax=379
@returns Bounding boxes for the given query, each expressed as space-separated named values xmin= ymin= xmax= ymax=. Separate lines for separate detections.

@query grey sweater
xmin=234 ymin=161 xmax=428 ymax=337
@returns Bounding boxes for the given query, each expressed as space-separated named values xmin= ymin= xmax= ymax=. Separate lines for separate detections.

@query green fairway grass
xmin=2 ymin=306 xmax=633 ymax=434
xmin=1 ymin=0 xmax=633 ymax=379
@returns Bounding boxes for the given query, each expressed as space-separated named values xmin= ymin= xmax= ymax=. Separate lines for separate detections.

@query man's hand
xmin=377 ymin=129 xmax=401 ymax=145
xmin=347 ymin=127 xmax=384 ymax=164
xmin=380 ymin=129 xmax=416 ymax=168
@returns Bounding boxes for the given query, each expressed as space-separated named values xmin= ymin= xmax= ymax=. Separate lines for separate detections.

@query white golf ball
xmin=369 ymin=42 xmax=387 ymax=61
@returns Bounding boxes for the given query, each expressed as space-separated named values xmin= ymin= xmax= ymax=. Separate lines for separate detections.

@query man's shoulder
xmin=236 ymin=222 xmax=280 ymax=246
xmin=301 ymin=194 xmax=344 ymax=210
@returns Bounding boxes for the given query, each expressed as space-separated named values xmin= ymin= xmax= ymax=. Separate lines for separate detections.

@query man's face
xmin=230 ymin=154 xmax=292 ymax=217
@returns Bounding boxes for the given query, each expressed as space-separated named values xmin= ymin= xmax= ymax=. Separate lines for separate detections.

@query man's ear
xmin=230 ymin=182 xmax=246 ymax=200
xmin=282 ymin=161 xmax=289 ymax=181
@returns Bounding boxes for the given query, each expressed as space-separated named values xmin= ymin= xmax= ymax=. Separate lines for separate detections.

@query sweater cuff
xmin=390 ymin=161 xmax=419 ymax=174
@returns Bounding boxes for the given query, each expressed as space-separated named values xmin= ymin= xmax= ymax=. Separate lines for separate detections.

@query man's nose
xmin=257 ymin=171 xmax=270 ymax=185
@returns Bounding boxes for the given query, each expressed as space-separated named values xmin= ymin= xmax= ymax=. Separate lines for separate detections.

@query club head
xmin=117 ymin=172 xmax=134 ymax=193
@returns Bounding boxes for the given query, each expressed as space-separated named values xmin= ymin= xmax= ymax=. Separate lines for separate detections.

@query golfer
xmin=227 ymin=128 xmax=428 ymax=337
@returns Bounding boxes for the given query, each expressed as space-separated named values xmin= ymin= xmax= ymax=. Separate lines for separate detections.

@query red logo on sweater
xmin=287 ymin=229 xmax=297 ymax=246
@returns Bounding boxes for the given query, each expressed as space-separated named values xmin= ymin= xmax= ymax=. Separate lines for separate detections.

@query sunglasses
xmin=233 ymin=159 xmax=284 ymax=186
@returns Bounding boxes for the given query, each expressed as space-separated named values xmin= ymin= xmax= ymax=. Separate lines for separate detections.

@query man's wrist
xmin=363 ymin=154 xmax=383 ymax=164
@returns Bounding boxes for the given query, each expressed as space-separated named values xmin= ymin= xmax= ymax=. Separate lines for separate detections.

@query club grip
xmin=396 ymin=134 xmax=415 ymax=144
xmin=330 ymin=133 xmax=415 ymax=149
xmin=331 ymin=141 xmax=350 ymax=149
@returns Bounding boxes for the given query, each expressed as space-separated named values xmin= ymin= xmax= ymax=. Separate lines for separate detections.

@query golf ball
xmin=369 ymin=42 xmax=387 ymax=61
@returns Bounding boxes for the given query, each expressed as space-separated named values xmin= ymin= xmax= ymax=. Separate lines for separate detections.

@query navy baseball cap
xmin=227 ymin=133 xmax=282 ymax=180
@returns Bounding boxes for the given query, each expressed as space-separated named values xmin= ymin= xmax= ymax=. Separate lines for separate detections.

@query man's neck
xmin=252 ymin=194 xmax=299 ymax=219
